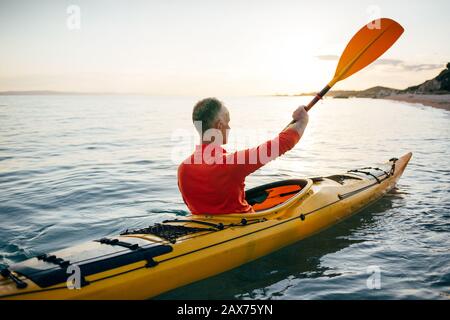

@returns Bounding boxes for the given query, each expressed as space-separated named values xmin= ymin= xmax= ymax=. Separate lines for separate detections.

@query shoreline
xmin=382 ymin=94 xmax=450 ymax=111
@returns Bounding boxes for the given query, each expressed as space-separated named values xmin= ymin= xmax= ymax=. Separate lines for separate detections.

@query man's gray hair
xmin=192 ymin=98 xmax=223 ymax=134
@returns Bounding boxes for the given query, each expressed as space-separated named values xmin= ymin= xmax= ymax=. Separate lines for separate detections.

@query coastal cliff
xmin=293 ymin=63 xmax=450 ymax=110
xmin=329 ymin=62 xmax=450 ymax=98
xmin=403 ymin=62 xmax=450 ymax=94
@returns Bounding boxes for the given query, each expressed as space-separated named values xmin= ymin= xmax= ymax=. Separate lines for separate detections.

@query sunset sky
xmin=0 ymin=0 xmax=449 ymax=95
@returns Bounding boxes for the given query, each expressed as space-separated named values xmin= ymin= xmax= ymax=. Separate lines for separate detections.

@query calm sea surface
xmin=0 ymin=95 xmax=449 ymax=299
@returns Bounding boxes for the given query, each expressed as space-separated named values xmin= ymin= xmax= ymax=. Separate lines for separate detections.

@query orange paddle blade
xmin=331 ymin=18 xmax=404 ymax=85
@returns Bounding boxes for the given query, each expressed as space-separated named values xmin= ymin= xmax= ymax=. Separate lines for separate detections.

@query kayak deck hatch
xmin=2 ymin=238 xmax=172 ymax=289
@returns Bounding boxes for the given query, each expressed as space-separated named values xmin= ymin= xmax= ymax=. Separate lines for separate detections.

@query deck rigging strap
xmin=37 ymin=254 xmax=70 ymax=267
xmin=121 ymin=218 xmax=267 ymax=244
xmin=162 ymin=219 xmax=224 ymax=230
xmin=389 ymin=158 xmax=398 ymax=175
xmin=121 ymin=223 xmax=216 ymax=244
xmin=347 ymin=169 xmax=382 ymax=183
xmin=0 ymin=269 xmax=28 ymax=289
xmin=347 ymin=159 xmax=397 ymax=184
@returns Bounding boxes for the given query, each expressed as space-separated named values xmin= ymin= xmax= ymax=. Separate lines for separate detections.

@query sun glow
xmin=0 ymin=0 xmax=449 ymax=95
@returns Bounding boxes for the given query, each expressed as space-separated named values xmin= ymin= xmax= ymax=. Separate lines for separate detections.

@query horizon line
xmin=0 ymin=85 xmax=402 ymax=97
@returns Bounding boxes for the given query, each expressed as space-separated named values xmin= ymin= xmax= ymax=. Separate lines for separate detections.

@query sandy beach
xmin=384 ymin=94 xmax=450 ymax=111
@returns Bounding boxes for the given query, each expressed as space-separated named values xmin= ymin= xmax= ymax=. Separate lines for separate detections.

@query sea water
xmin=0 ymin=95 xmax=449 ymax=299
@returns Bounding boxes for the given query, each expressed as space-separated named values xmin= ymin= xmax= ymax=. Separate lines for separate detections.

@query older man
xmin=178 ymin=98 xmax=308 ymax=215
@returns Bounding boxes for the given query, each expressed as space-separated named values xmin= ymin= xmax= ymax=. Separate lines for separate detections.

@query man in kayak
xmin=178 ymin=98 xmax=309 ymax=215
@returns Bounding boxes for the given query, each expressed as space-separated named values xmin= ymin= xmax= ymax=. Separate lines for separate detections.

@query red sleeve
xmin=225 ymin=128 xmax=300 ymax=179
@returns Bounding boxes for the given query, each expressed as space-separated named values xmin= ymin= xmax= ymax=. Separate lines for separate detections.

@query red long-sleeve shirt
xmin=177 ymin=128 xmax=300 ymax=215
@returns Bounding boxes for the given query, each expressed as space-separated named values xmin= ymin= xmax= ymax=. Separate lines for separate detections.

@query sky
xmin=0 ymin=0 xmax=449 ymax=96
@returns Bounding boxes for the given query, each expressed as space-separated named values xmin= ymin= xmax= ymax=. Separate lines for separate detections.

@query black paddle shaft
xmin=288 ymin=85 xmax=331 ymax=126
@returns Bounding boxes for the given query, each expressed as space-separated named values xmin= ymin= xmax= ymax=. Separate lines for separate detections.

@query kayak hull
xmin=0 ymin=153 xmax=412 ymax=300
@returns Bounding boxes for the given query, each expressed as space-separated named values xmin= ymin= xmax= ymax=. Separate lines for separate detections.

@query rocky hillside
xmin=296 ymin=62 xmax=450 ymax=98
xmin=331 ymin=86 xmax=399 ymax=99
xmin=402 ymin=62 xmax=450 ymax=94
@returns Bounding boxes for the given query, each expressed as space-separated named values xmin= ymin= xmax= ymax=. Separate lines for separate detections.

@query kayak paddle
xmin=294 ymin=18 xmax=404 ymax=117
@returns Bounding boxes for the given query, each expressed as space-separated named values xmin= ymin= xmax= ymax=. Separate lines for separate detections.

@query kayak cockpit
xmin=122 ymin=179 xmax=313 ymax=244
xmin=194 ymin=178 xmax=313 ymax=221
xmin=246 ymin=179 xmax=310 ymax=211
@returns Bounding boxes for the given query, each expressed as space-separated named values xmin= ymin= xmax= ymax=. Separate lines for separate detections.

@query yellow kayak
xmin=0 ymin=153 xmax=412 ymax=300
